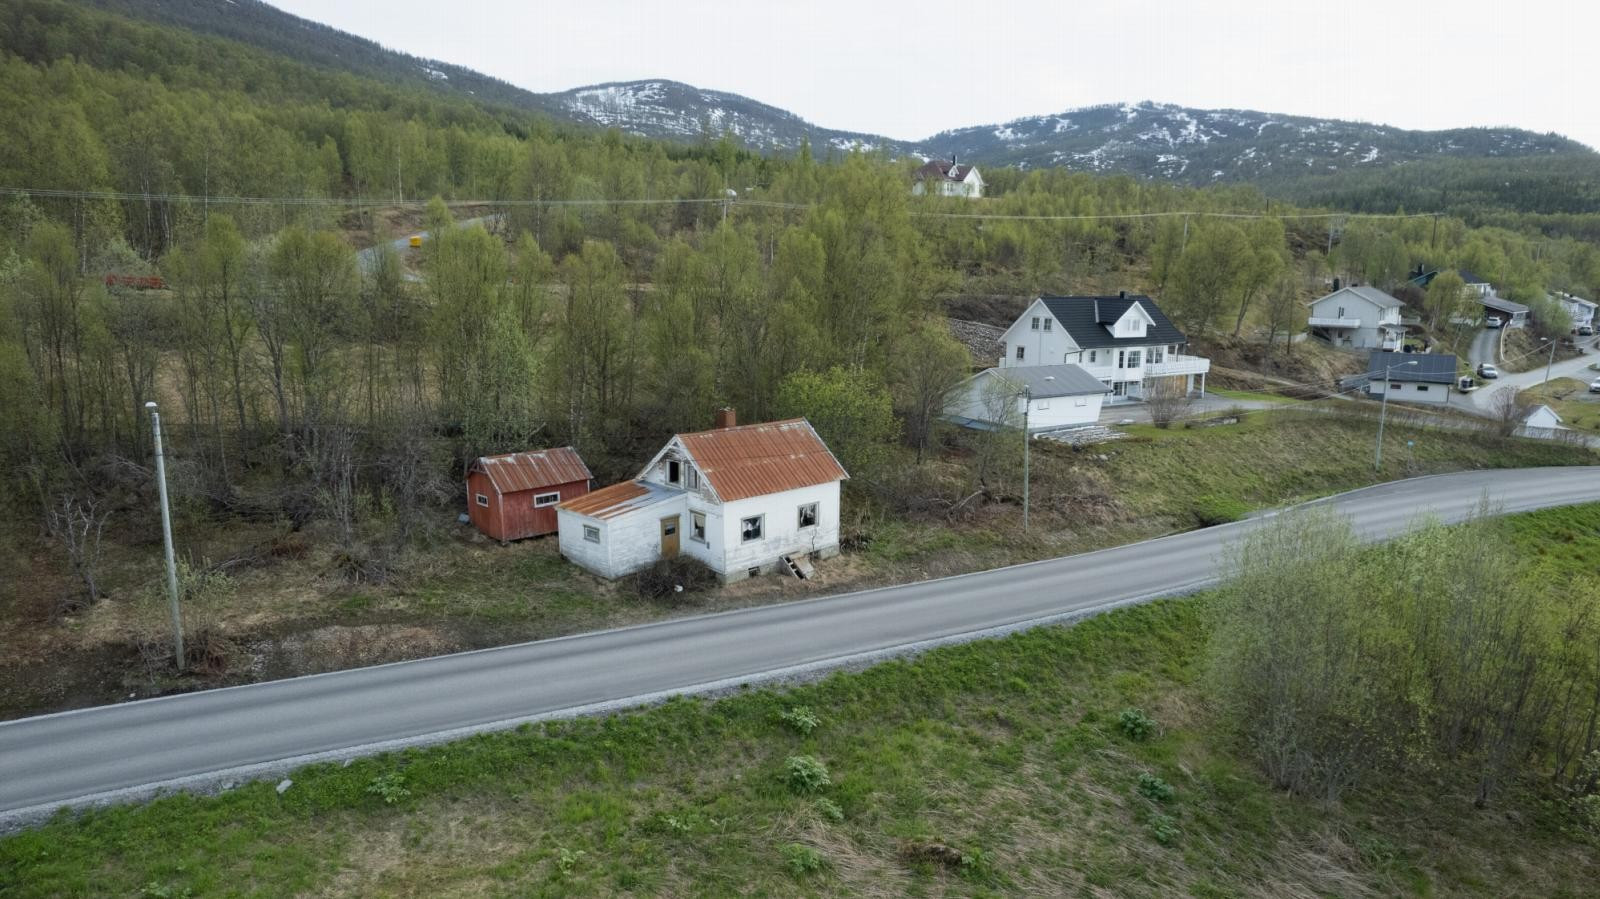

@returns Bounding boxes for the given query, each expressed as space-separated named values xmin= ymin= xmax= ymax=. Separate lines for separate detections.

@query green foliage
xmin=1191 ymin=495 xmax=1249 ymax=527
xmin=779 ymin=842 xmax=825 ymax=877
xmin=364 ymin=771 xmax=411 ymax=805
xmin=552 ymin=847 xmax=585 ymax=877
xmin=1118 ymin=707 xmax=1158 ymax=741
xmin=1137 ymin=772 xmax=1175 ymax=802
xmin=813 ymin=797 xmax=845 ymax=822
xmin=1147 ymin=813 xmax=1182 ymax=846
xmin=783 ymin=754 xmax=831 ymax=795
xmin=775 ymin=367 xmax=899 ymax=480
xmin=777 ymin=705 xmax=820 ymax=736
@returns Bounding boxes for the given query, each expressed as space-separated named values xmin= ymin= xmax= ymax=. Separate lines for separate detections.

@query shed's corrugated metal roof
xmin=557 ymin=480 xmax=677 ymax=520
xmin=678 ymin=418 xmax=849 ymax=502
xmin=1481 ymin=295 xmax=1529 ymax=315
xmin=982 ymin=364 xmax=1110 ymax=398
xmin=471 ymin=447 xmax=592 ymax=494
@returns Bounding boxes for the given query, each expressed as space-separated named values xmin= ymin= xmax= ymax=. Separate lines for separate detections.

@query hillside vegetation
xmin=4 ymin=503 xmax=1597 ymax=897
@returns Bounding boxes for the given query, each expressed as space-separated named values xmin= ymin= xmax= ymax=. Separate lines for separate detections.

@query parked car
xmin=1590 ymin=378 xmax=1600 ymax=393
xmin=1485 ymin=318 xmax=1503 ymax=329
xmin=1580 ymin=324 xmax=1595 ymax=336
xmin=1477 ymin=363 xmax=1500 ymax=379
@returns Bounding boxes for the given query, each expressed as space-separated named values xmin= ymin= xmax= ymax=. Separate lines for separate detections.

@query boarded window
xmin=741 ymin=515 xmax=764 ymax=542
xmin=583 ymin=525 xmax=600 ymax=543
xmin=534 ymin=492 xmax=560 ymax=507
xmin=475 ymin=494 xmax=489 ymax=507
xmin=797 ymin=503 xmax=818 ymax=528
xmin=691 ymin=511 xmax=706 ymax=542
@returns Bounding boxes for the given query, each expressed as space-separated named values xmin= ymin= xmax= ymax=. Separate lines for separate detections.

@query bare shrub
xmin=45 ymin=492 xmax=111 ymax=606
xmin=1487 ymin=388 xmax=1531 ymax=437
xmin=634 ymin=556 xmax=718 ymax=603
xmin=1145 ymin=375 xmax=1195 ymax=429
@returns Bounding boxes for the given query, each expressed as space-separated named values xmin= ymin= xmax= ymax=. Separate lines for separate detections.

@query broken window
xmin=797 ymin=503 xmax=818 ymax=528
xmin=691 ymin=511 xmax=706 ymax=542
xmin=741 ymin=515 xmax=764 ymax=542
xmin=667 ymin=459 xmax=681 ymax=484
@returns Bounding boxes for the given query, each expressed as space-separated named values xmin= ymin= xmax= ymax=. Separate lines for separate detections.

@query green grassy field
xmin=5 ymin=504 xmax=1598 ymax=898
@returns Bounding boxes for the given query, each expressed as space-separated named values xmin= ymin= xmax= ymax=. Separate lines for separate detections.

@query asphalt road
xmin=3 ymin=467 xmax=1598 ymax=824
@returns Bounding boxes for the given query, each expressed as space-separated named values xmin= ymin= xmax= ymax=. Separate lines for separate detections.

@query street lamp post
xmin=1020 ymin=386 xmax=1031 ymax=533
xmin=146 ymin=402 xmax=184 ymax=670
xmin=1374 ymin=360 xmax=1418 ymax=472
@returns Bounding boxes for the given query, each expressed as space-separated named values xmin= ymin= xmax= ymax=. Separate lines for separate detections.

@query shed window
xmin=583 ymin=525 xmax=600 ymax=543
xmin=475 ymin=493 xmax=489 ymax=507
xmin=1389 ymin=381 xmax=1402 ymax=389
xmin=534 ymin=491 xmax=560 ymax=508
xmin=797 ymin=503 xmax=818 ymax=529
xmin=1015 ymin=346 xmax=1025 ymax=361
xmin=1416 ymin=385 xmax=1429 ymax=392
xmin=690 ymin=511 xmax=706 ymax=542
xmin=741 ymin=515 xmax=764 ymax=542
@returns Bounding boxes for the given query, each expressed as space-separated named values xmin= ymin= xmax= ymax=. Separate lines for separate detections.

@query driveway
xmin=1468 ymin=334 xmax=1600 ymax=411
xmin=1097 ymin=391 xmax=1281 ymax=425
xmin=1468 ymin=326 xmax=1500 ymax=367
xmin=4 ymin=466 xmax=1597 ymax=825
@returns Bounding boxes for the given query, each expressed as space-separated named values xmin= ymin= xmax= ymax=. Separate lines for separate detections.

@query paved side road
xmin=2 ymin=467 xmax=1598 ymax=825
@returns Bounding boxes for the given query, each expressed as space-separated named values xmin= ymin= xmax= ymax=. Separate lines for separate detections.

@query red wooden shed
xmin=466 ymin=447 xmax=592 ymax=541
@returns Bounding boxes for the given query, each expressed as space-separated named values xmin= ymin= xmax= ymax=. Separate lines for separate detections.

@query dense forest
xmin=3 ymin=0 xmax=1600 ymax=587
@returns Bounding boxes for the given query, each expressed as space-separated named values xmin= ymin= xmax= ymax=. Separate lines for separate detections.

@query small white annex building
xmin=556 ymin=414 xmax=848 ymax=583
xmin=946 ymin=364 xmax=1111 ymax=432
xmin=1306 ymin=285 xmax=1407 ymax=351
xmin=1555 ymin=292 xmax=1596 ymax=331
xmin=1517 ymin=404 xmax=1569 ymax=440
xmin=912 ymin=156 xmax=984 ymax=198
xmin=996 ymin=293 xmax=1209 ymax=403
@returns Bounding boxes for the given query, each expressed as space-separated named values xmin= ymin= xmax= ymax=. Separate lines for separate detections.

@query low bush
xmin=777 ymin=705 xmax=820 ymax=736
xmin=1137 ymin=772 xmax=1175 ymax=802
xmin=1118 ymin=707 xmax=1157 ymax=741
xmin=784 ymin=755 xmax=831 ymax=795
xmin=632 ymin=556 xmax=718 ymax=603
xmin=364 ymin=771 xmax=410 ymax=805
xmin=780 ymin=843 xmax=825 ymax=876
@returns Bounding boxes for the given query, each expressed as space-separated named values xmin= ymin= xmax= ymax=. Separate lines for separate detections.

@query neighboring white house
xmin=912 ymin=156 xmax=983 ymax=198
xmin=556 ymin=414 xmax=848 ymax=583
xmin=1555 ymin=292 xmax=1597 ymax=331
xmin=996 ymin=293 xmax=1209 ymax=402
xmin=1458 ymin=268 xmax=1494 ymax=299
xmin=945 ymin=364 xmax=1111 ymax=433
xmin=1306 ymin=285 xmax=1407 ymax=351
xmin=1364 ymin=351 xmax=1457 ymax=406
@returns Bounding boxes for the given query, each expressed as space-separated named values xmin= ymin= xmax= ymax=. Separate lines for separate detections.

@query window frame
xmin=1015 ymin=345 xmax=1025 ymax=361
xmin=534 ymin=491 xmax=560 ymax=508
xmin=1042 ymin=318 xmax=1052 ymax=331
xmin=1030 ymin=316 xmax=1040 ymax=330
xmin=740 ymin=514 xmax=764 ymax=543
xmin=583 ymin=524 xmax=601 ymax=544
xmin=690 ymin=510 xmax=707 ymax=543
xmin=797 ymin=502 xmax=818 ymax=529
xmin=1127 ymin=350 xmax=1142 ymax=367
xmin=474 ymin=493 xmax=489 ymax=508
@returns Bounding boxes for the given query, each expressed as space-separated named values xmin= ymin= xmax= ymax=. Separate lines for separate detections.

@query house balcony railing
xmin=1308 ymin=316 xmax=1362 ymax=328
xmin=1145 ymin=354 xmax=1211 ymax=377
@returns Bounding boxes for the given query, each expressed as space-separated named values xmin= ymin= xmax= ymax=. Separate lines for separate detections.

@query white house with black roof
xmin=996 ymin=293 xmax=1210 ymax=403
xmin=1364 ymin=351 xmax=1457 ymax=406
xmin=945 ymin=363 xmax=1112 ymax=432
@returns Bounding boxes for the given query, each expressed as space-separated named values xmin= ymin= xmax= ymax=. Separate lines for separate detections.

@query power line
xmin=0 ymin=186 xmax=1442 ymax=223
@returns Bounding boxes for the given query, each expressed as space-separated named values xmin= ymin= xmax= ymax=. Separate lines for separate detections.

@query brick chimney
xmin=714 ymin=407 xmax=737 ymax=430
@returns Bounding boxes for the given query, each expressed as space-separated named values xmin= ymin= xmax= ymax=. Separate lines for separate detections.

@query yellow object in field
xmin=409 ymin=235 xmax=423 ymax=247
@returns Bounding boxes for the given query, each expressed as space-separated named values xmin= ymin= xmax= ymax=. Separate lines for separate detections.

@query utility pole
xmin=1021 ymin=386 xmax=1031 ymax=533
xmin=1543 ymin=337 xmax=1556 ymax=387
xmin=1374 ymin=360 xmax=1417 ymax=472
xmin=146 ymin=402 xmax=184 ymax=670
xmin=1180 ymin=215 xmax=1189 ymax=253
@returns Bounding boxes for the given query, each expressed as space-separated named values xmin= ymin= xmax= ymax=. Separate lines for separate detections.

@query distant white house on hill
xmin=913 ymin=156 xmax=983 ymax=198
xmin=1306 ymin=285 xmax=1407 ymax=351
xmin=1555 ymin=292 xmax=1596 ymax=331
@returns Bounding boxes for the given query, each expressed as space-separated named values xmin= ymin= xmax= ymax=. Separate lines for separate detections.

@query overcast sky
xmin=272 ymin=0 xmax=1599 ymax=150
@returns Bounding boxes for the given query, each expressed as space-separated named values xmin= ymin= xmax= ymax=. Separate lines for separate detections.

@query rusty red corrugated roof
xmin=676 ymin=418 xmax=849 ymax=502
xmin=470 ymin=447 xmax=592 ymax=494
xmin=557 ymin=480 xmax=678 ymax=519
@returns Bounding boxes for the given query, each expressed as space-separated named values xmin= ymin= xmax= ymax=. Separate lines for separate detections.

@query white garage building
xmin=946 ymin=363 xmax=1112 ymax=432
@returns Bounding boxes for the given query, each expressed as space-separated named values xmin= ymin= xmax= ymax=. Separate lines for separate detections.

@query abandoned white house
xmin=912 ymin=156 xmax=984 ymax=198
xmin=996 ymin=293 xmax=1210 ymax=402
xmin=1306 ymin=285 xmax=1407 ymax=351
xmin=945 ymin=363 xmax=1111 ymax=432
xmin=555 ymin=413 xmax=848 ymax=582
